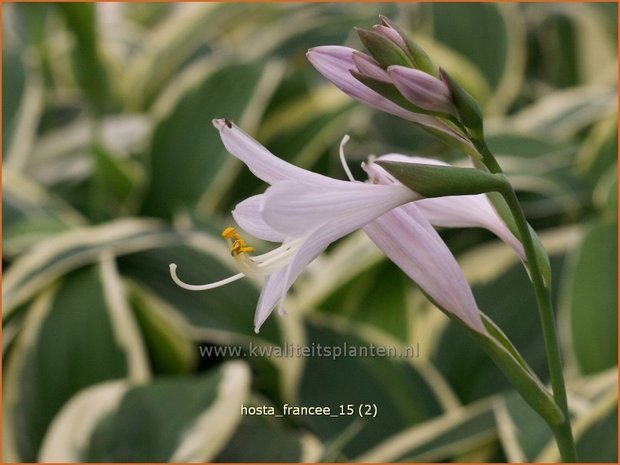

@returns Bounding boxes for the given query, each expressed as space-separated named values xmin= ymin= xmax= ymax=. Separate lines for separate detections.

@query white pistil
xmin=169 ymin=264 xmax=245 ymax=291
xmin=339 ymin=134 xmax=355 ymax=182
xmin=233 ymin=240 xmax=301 ymax=276
xmin=169 ymin=230 xmax=302 ymax=291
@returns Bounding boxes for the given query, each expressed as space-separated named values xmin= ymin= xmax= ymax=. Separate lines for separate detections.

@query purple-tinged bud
xmin=388 ymin=65 xmax=457 ymax=116
xmin=307 ymin=46 xmax=477 ymax=153
xmin=373 ymin=24 xmax=408 ymax=51
xmin=306 ymin=46 xmax=414 ymax=119
xmin=355 ymin=27 xmax=415 ymax=69
xmin=378 ymin=15 xmax=437 ymax=77
xmin=352 ymin=51 xmax=390 ymax=83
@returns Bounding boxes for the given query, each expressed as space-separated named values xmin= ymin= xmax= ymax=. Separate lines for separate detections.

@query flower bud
xmin=375 ymin=159 xmax=507 ymax=198
xmin=351 ymin=51 xmax=390 ymax=83
xmin=355 ymin=27 xmax=415 ymax=69
xmin=378 ymin=15 xmax=437 ymax=77
xmin=373 ymin=24 xmax=408 ymax=51
xmin=388 ymin=65 xmax=457 ymax=116
xmin=439 ymin=68 xmax=484 ymax=137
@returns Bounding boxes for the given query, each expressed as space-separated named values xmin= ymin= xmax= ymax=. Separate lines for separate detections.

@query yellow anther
xmin=227 ymin=233 xmax=255 ymax=257
xmin=222 ymin=227 xmax=238 ymax=240
xmin=230 ymin=240 xmax=243 ymax=256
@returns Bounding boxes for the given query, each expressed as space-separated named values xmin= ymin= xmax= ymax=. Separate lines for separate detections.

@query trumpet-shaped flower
xmin=170 ymin=120 xmax=520 ymax=334
xmin=171 ymin=119 xmax=419 ymax=332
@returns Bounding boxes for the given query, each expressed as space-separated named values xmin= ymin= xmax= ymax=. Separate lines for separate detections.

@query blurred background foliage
xmin=2 ymin=3 xmax=617 ymax=462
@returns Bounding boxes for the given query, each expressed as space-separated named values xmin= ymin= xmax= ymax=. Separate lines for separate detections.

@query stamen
xmin=231 ymin=239 xmax=256 ymax=256
xmin=222 ymin=226 xmax=238 ymax=240
xmin=169 ymin=263 xmax=245 ymax=291
xmin=223 ymin=227 xmax=257 ymax=257
xmin=339 ymin=134 xmax=355 ymax=182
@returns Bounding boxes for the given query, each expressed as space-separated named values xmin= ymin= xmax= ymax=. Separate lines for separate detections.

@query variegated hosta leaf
xmin=427 ymin=3 xmax=527 ymax=114
xmin=356 ymin=398 xmax=497 ymax=462
xmin=213 ymin=416 xmax=324 ymax=462
xmin=565 ymin=221 xmax=617 ymax=375
xmin=39 ymin=361 xmax=251 ymax=462
xmin=3 ymin=171 xmax=86 ymax=258
xmin=56 ymin=4 xmax=110 ymax=115
xmin=3 ymin=259 xmax=149 ymax=462
xmin=3 ymin=218 xmax=283 ymax=345
xmin=483 ymin=133 xmax=583 ymax=220
xmin=498 ymin=86 xmax=617 ymax=141
xmin=26 ymin=115 xmax=150 ymax=186
xmin=314 ymin=259 xmax=412 ymax=342
xmin=3 ymin=218 xmax=179 ymax=318
xmin=126 ymin=281 xmax=197 ymax=375
xmin=295 ymin=318 xmax=459 ymax=459
xmin=575 ymin=114 xmax=617 ymax=190
xmin=3 ymin=25 xmax=27 ymax=156
xmin=140 ymin=61 xmax=284 ymax=218
xmin=525 ymin=3 xmax=617 ymax=89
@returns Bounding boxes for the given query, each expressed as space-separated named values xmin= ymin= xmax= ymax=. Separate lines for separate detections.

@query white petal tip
xmin=169 ymin=263 xmax=177 ymax=271
xmin=254 ymin=312 xmax=270 ymax=333
xmin=212 ymin=118 xmax=234 ymax=131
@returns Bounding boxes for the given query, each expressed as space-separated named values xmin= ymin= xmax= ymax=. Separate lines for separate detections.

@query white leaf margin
xmin=39 ymin=361 xmax=251 ymax=462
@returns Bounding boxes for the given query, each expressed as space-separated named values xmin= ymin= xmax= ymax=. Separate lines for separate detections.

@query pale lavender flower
xmin=171 ymin=119 xmax=419 ymax=332
xmin=170 ymin=120 xmax=500 ymax=333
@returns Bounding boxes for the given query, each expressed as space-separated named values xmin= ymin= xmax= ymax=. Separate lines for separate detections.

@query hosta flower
xmin=170 ymin=121 xmax=520 ymax=334
xmin=171 ymin=119 xmax=419 ymax=332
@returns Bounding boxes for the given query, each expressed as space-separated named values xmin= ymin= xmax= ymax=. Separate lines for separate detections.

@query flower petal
xmin=261 ymin=180 xmax=418 ymax=236
xmin=367 ymin=155 xmax=526 ymax=260
xmin=232 ymin=195 xmax=285 ymax=243
xmin=420 ymin=196 xmax=526 ymax=259
xmin=275 ymin=216 xmax=370 ymax=325
xmin=254 ymin=266 xmax=288 ymax=332
xmin=213 ymin=119 xmax=340 ymax=187
xmin=364 ymin=204 xmax=486 ymax=333
xmin=255 ymin=181 xmax=426 ymax=332
xmin=254 ymin=224 xmax=337 ymax=332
